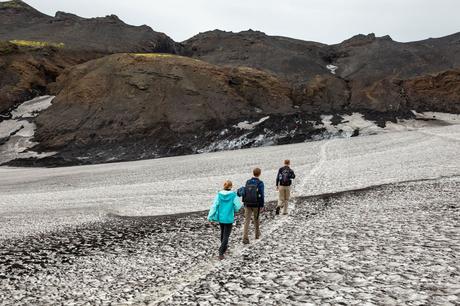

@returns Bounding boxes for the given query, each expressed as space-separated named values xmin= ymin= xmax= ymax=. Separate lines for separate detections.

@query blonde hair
xmin=223 ymin=180 xmax=233 ymax=190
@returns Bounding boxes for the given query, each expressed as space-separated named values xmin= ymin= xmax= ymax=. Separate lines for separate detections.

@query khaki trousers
xmin=277 ymin=185 xmax=291 ymax=214
xmin=243 ymin=207 xmax=260 ymax=241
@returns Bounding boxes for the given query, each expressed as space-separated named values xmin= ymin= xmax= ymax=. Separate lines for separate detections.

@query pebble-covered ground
xmin=0 ymin=203 xmax=278 ymax=305
xmin=0 ymin=177 xmax=458 ymax=305
xmin=161 ymin=177 xmax=460 ymax=306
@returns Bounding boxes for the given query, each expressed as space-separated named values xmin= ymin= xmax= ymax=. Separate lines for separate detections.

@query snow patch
xmin=412 ymin=111 xmax=460 ymax=125
xmin=326 ymin=64 xmax=338 ymax=74
xmin=0 ymin=120 xmax=23 ymax=139
xmin=198 ymin=132 xmax=270 ymax=153
xmin=0 ymin=96 xmax=56 ymax=165
xmin=234 ymin=116 xmax=270 ymax=130
xmin=11 ymin=96 xmax=54 ymax=119
xmin=315 ymin=112 xmax=460 ymax=140
xmin=314 ymin=113 xmax=382 ymax=137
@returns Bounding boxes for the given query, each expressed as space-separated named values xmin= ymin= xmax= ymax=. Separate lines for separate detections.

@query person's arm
xmin=290 ymin=169 xmax=296 ymax=179
xmin=276 ymin=169 xmax=281 ymax=188
xmin=237 ymin=186 xmax=245 ymax=197
xmin=233 ymin=195 xmax=242 ymax=212
xmin=207 ymin=195 xmax=219 ymax=221
xmin=259 ymin=181 xmax=265 ymax=208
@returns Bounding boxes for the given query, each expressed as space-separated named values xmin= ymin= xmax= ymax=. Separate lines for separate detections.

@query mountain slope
xmin=0 ymin=0 xmax=179 ymax=53
xmin=0 ymin=41 xmax=98 ymax=115
xmin=28 ymin=53 xmax=313 ymax=164
xmin=182 ymin=29 xmax=330 ymax=83
xmin=183 ymin=30 xmax=460 ymax=113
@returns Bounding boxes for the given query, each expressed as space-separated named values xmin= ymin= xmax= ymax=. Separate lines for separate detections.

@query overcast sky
xmin=23 ymin=0 xmax=460 ymax=44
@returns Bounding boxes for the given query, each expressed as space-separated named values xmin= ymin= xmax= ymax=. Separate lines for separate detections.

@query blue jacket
xmin=208 ymin=190 xmax=242 ymax=224
xmin=239 ymin=178 xmax=265 ymax=208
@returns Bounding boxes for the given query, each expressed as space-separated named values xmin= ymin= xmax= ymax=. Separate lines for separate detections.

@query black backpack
xmin=243 ymin=181 xmax=260 ymax=206
xmin=279 ymin=168 xmax=291 ymax=186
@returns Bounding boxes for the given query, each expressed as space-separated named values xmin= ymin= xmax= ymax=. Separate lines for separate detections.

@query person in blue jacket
xmin=208 ymin=180 xmax=242 ymax=260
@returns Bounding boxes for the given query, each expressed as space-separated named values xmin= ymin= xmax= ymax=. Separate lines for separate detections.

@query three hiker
xmin=208 ymin=162 xmax=294 ymax=259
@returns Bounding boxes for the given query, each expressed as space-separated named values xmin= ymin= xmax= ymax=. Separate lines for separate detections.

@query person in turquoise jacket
xmin=208 ymin=180 xmax=242 ymax=260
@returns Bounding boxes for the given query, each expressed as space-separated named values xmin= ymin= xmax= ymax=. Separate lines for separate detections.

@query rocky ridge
xmin=0 ymin=0 xmax=179 ymax=54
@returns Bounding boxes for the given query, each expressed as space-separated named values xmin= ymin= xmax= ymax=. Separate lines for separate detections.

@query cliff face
xmin=0 ymin=41 xmax=99 ymax=116
xmin=29 ymin=53 xmax=300 ymax=163
xmin=403 ymin=69 xmax=460 ymax=113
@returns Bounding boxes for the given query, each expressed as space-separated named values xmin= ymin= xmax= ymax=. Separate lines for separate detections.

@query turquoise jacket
xmin=208 ymin=190 xmax=242 ymax=224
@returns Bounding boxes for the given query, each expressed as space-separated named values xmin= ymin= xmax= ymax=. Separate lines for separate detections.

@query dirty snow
xmin=0 ymin=124 xmax=459 ymax=305
xmin=314 ymin=112 xmax=460 ymax=138
xmin=11 ymin=96 xmax=54 ymax=118
xmin=0 ymin=96 xmax=56 ymax=164
xmin=326 ymin=64 xmax=338 ymax=74
xmin=1 ymin=124 xmax=459 ymax=239
xmin=234 ymin=116 xmax=270 ymax=130
xmin=412 ymin=110 xmax=460 ymax=124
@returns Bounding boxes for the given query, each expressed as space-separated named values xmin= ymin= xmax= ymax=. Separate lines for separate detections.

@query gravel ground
xmin=161 ymin=177 xmax=460 ymax=306
xmin=0 ymin=203 xmax=279 ymax=305
xmin=0 ymin=177 xmax=458 ymax=305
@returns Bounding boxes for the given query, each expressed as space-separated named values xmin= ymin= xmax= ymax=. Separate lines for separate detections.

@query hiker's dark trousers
xmin=219 ymin=223 xmax=233 ymax=256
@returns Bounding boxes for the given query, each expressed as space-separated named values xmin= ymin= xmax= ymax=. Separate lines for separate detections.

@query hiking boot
xmin=243 ymin=238 xmax=250 ymax=244
xmin=218 ymin=255 xmax=225 ymax=260
xmin=275 ymin=207 xmax=280 ymax=215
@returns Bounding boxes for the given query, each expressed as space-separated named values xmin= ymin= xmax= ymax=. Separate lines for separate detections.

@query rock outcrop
xmin=0 ymin=41 xmax=98 ymax=116
xmin=28 ymin=53 xmax=309 ymax=164
xmin=403 ymin=69 xmax=460 ymax=113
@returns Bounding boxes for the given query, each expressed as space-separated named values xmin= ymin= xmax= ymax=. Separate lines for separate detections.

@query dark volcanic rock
xmin=403 ymin=69 xmax=460 ymax=113
xmin=28 ymin=53 xmax=304 ymax=164
xmin=181 ymin=30 xmax=351 ymax=114
xmin=0 ymin=41 xmax=99 ymax=115
xmin=183 ymin=30 xmax=460 ymax=114
xmin=292 ymin=74 xmax=351 ymax=113
xmin=182 ymin=29 xmax=330 ymax=83
xmin=330 ymin=33 xmax=460 ymax=112
xmin=0 ymin=0 xmax=179 ymax=54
